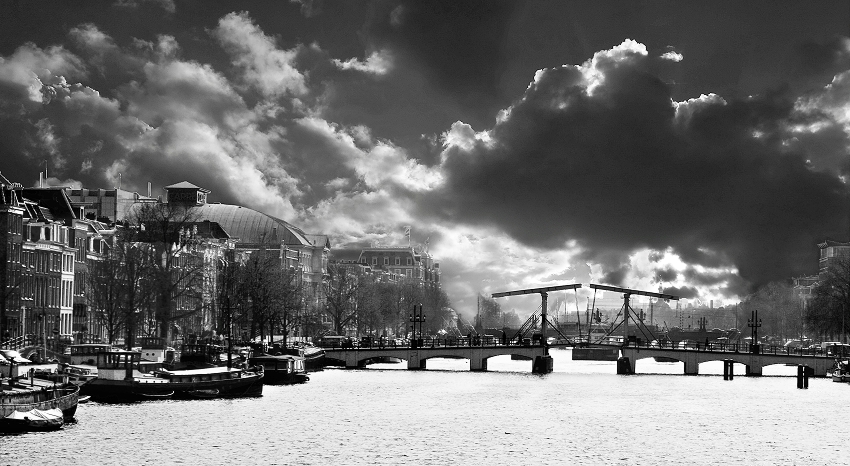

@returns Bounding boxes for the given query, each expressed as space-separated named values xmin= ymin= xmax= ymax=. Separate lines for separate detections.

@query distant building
xmin=817 ymin=239 xmax=850 ymax=278
xmin=65 ymin=187 xmax=157 ymax=223
xmin=164 ymin=182 xmax=330 ymax=335
xmin=0 ymin=185 xmax=99 ymax=343
xmin=340 ymin=246 xmax=440 ymax=285
xmin=792 ymin=275 xmax=818 ymax=309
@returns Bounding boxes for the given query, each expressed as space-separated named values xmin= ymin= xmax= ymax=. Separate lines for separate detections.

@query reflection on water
xmin=2 ymin=349 xmax=846 ymax=465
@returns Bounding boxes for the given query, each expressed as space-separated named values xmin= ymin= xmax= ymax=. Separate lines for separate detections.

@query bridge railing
xmin=0 ymin=334 xmax=37 ymax=351
xmin=624 ymin=340 xmax=832 ymax=358
xmin=320 ymin=336 xmax=546 ymax=350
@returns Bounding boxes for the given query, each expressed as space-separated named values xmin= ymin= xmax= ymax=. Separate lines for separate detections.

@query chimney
xmin=39 ymin=171 xmax=43 ymax=188
xmin=148 ymin=182 xmax=151 ymax=198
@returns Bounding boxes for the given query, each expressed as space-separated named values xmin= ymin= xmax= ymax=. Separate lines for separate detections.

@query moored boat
xmin=80 ymin=350 xmax=264 ymax=402
xmin=831 ymin=360 xmax=850 ymax=383
xmin=247 ymin=353 xmax=309 ymax=385
xmin=1 ymin=378 xmax=79 ymax=432
xmin=267 ymin=342 xmax=325 ymax=372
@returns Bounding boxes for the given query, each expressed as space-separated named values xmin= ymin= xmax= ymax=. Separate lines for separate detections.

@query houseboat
xmin=80 ymin=350 xmax=264 ymax=402
xmin=247 ymin=353 xmax=309 ymax=384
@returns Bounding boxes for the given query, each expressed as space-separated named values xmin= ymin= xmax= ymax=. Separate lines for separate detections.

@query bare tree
xmin=86 ymin=229 xmax=154 ymax=348
xmin=421 ymin=282 xmax=453 ymax=334
xmin=740 ymin=281 xmax=803 ymax=343
xmin=807 ymin=255 xmax=850 ymax=342
xmin=130 ymin=202 xmax=205 ymax=341
xmin=242 ymin=248 xmax=280 ymax=343
xmin=324 ymin=263 xmax=361 ymax=335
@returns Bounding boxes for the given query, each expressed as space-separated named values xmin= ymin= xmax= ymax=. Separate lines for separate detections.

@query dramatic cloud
xmin=427 ymin=39 xmax=849 ymax=297
xmin=2 ymin=3 xmax=850 ymax=318
xmin=212 ymin=12 xmax=308 ymax=99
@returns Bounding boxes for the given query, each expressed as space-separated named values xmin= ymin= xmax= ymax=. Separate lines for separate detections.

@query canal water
xmin=3 ymin=349 xmax=846 ymax=465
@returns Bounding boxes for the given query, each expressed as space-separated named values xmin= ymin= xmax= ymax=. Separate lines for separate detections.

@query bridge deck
xmin=322 ymin=341 xmax=551 ymax=372
xmin=621 ymin=342 xmax=837 ymax=376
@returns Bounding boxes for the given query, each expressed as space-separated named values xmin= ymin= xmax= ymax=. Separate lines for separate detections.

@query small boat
xmin=80 ymin=350 xmax=264 ymax=402
xmin=653 ymin=357 xmax=679 ymax=363
xmin=831 ymin=360 xmax=850 ymax=383
xmin=247 ymin=353 xmax=309 ymax=385
xmin=1 ymin=379 xmax=79 ymax=432
xmin=2 ymin=407 xmax=64 ymax=431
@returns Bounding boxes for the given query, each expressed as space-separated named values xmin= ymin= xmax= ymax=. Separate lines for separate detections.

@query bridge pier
xmin=470 ymin=357 xmax=488 ymax=371
xmin=745 ymin=364 xmax=762 ymax=376
xmin=532 ymin=355 xmax=553 ymax=374
xmin=616 ymin=356 xmax=635 ymax=375
xmin=683 ymin=360 xmax=699 ymax=375
xmin=407 ymin=351 xmax=426 ymax=370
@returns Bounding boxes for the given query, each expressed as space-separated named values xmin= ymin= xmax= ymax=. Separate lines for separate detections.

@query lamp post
xmin=748 ymin=309 xmax=762 ymax=354
xmin=409 ymin=303 xmax=424 ymax=348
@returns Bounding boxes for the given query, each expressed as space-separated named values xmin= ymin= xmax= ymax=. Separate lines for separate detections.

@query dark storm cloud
xmin=661 ymin=286 xmax=699 ymax=299
xmin=428 ymin=41 xmax=849 ymax=294
xmin=654 ymin=268 xmax=678 ymax=283
xmin=795 ymin=37 xmax=850 ymax=83
xmin=362 ymin=0 xmax=517 ymax=125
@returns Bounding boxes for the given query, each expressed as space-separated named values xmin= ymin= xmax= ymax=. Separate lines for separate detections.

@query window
xmin=407 ymin=258 xmax=412 ymax=265
xmin=372 ymin=257 xmax=377 ymax=266
xmin=395 ymin=257 xmax=400 ymax=265
xmin=406 ymin=269 xmax=412 ymax=277
xmin=383 ymin=257 xmax=389 ymax=265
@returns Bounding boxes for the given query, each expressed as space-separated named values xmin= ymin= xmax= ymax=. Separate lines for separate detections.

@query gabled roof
xmin=17 ymin=187 xmax=77 ymax=224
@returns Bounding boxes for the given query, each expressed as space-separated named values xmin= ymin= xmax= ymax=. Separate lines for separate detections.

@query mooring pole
xmin=797 ymin=365 xmax=809 ymax=389
xmin=541 ymin=292 xmax=548 ymax=349
xmin=623 ymin=293 xmax=631 ymax=345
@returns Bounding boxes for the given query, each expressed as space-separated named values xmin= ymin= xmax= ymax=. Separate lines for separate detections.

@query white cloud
xmin=333 ymin=50 xmax=393 ymax=75
xmin=296 ymin=117 xmax=444 ymax=191
xmin=0 ymin=43 xmax=85 ymax=107
xmin=212 ymin=12 xmax=308 ymax=99
xmin=661 ymin=51 xmax=684 ymax=62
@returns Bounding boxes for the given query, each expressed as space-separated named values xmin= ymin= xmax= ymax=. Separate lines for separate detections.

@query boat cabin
xmin=178 ymin=343 xmax=224 ymax=366
xmin=69 ymin=344 xmax=113 ymax=366
xmin=95 ymin=351 xmax=165 ymax=381
xmin=136 ymin=337 xmax=176 ymax=364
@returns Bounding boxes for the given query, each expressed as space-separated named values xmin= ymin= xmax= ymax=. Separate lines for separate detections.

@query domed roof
xmin=194 ymin=203 xmax=311 ymax=246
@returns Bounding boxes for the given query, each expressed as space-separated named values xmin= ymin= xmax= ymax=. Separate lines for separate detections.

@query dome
xmin=194 ymin=203 xmax=311 ymax=246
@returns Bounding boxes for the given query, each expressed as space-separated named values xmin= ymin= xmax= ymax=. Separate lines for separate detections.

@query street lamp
xmin=748 ymin=309 xmax=762 ymax=354
xmin=409 ymin=303 xmax=425 ymax=348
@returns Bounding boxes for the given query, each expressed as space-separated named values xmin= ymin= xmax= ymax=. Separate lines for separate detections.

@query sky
xmin=2 ymin=0 xmax=850 ymax=319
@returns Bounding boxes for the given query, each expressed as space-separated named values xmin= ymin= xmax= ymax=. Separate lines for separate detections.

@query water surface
xmin=3 ymin=349 xmax=843 ymax=465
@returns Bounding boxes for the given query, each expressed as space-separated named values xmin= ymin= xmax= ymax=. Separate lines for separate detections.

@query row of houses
xmin=0 ymin=180 xmax=441 ymax=346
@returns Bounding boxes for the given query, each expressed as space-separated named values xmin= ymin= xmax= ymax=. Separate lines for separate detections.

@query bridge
xmin=323 ymin=339 xmax=551 ymax=372
xmin=619 ymin=342 xmax=836 ymax=376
